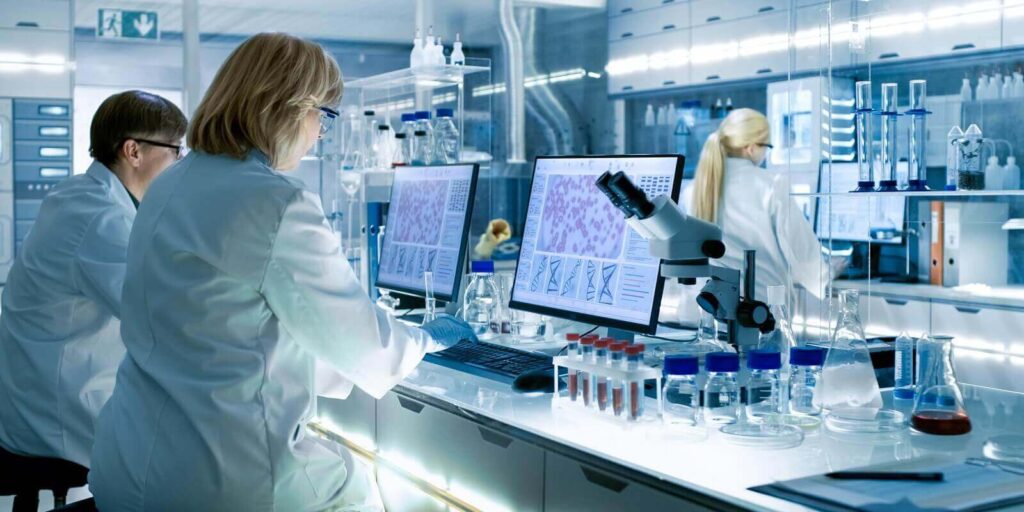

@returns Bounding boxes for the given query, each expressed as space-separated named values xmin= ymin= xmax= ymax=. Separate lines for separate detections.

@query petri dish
xmin=983 ymin=435 xmax=1024 ymax=465
xmin=824 ymin=407 xmax=907 ymax=434
xmin=759 ymin=413 xmax=822 ymax=431
xmin=720 ymin=422 xmax=805 ymax=449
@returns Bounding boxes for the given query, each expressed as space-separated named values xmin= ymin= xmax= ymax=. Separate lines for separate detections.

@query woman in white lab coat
xmin=89 ymin=33 xmax=473 ymax=512
xmin=675 ymin=108 xmax=830 ymax=322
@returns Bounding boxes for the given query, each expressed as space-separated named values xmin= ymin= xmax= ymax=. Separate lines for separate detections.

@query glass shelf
xmin=346 ymin=64 xmax=490 ymax=91
xmin=791 ymin=190 xmax=1024 ymax=199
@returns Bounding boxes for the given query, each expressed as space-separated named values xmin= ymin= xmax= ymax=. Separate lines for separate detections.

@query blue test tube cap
xmin=436 ymin=108 xmax=454 ymax=118
xmin=470 ymin=260 xmax=494 ymax=273
xmin=747 ymin=350 xmax=782 ymax=370
xmin=663 ymin=355 xmax=699 ymax=376
xmin=790 ymin=346 xmax=826 ymax=366
xmin=401 ymin=113 xmax=417 ymax=122
xmin=705 ymin=352 xmax=739 ymax=373
xmin=415 ymin=110 xmax=431 ymax=120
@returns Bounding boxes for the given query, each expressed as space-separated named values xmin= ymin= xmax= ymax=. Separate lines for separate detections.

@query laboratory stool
xmin=0 ymin=446 xmax=89 ymax=512
xmin=51 ymin=497 xmax=97 ymax=512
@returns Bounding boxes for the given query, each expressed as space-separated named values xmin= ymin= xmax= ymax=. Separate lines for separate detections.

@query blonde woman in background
xmin=674 ymin=108 xmax=832 ymax=323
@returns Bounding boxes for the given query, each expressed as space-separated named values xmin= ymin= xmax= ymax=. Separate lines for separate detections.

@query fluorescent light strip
xmin=472 ymin=68 xmax=599 ymax=97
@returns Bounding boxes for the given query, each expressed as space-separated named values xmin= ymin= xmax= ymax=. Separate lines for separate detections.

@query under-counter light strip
xmin=606 ymin=0 xmax=1007 ymax=77
xmin=0 ymin=52 xmax=74 ymax=74
xmin=472 ymin=67 xmax=599 ymax=97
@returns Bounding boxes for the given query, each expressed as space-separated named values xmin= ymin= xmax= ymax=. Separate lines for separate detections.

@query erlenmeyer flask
xmin=816 ymin=289 xmax=883 ymax=411
xmin=699 ymin=308 xmax=733 ymax=353
xmin=757 ymin=285 xmax=797 ymax=371
xmin=912 ymin=335 xmax=971 ymax=435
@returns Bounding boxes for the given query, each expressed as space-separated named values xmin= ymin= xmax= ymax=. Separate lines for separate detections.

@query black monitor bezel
xmin=508 ymin=154 xmax=684 ymax=335
xmin=375 ymin=163 xmax=480 ymax=303
xmin=814 ymin=160 xmax=906 ymax=245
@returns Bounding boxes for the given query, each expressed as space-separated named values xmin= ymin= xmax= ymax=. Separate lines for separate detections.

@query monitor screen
xmin=815 ymin=162 xmax=906 ymax=244
xmin=509 ymin=155 xmax=683 ymax=334
xmin=376 ymin=163 xmax=479 ymax=302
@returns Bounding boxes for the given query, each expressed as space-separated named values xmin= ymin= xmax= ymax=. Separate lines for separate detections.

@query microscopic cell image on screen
xmin=376 ymin=165 xmax=477 ymax=301
xmin=510 ymin=156 xmax=681 ymax=331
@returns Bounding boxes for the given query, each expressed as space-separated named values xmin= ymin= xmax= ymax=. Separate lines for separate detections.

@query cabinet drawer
xmin=15 ymin=199 xmax=41 ymax=221
xmin=377 ymin=392 xmax=544 ymax=512
xmin=316 ymin=388 xmax=377 ymax=451
xmin=14 ymin=141 xmax=70 ymax=161
xmin=691 ymin=12 xmax=788 ymax=83
xmin=858 ymin=294 xmax=930 ymax=337
xmin=14 ymin=120 xmax=70 ymax=141
xmin=544 ymin=452 xmax=714 ymax=511
xmin=14 ymin=162 xmax=70 ymax=183
xmin=13 ymin=99 xmax=72 ymax=121
xmin=608 ymin=0 xmax=672 ymax=17
xmin=0 ymin=0 xmax=70 ymax=31
xmin=930 ymin=303 xmax=1024 ymax=392
xmin=691 ymin=0 xmax=786 ymax=26
xmin=861 ymin=0 xmax=999 ymax=62
xmin=609 ymin=2 xmax=689 ymax=41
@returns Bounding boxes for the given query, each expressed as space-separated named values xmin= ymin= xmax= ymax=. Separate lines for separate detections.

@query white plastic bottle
xmin=994 ymin=72 xmax=1004 ymax=99
xmin=985 ymin=155 xmax=1003 ymax=190
xmin=433 ymin=108 xmax=459 ymax=164
xmin=1005 ymin=156 xmax=1021 ymax=190
xmin=644 ymin=104 xmax=655 ymax=127
xmin=1003 ymin=75 xmax=1013 ymax=100
xmin=960 ymin=77 xmax=972 ymax=102
xmin=976 ymin=74 xmax=988 ymax=101
xmin=432 ymin=36 xmax=445 ymax=66
xmin=450 ymin=33 xmax=465 ymax=65
xmin=410 ymin=29 xmax=424 ymax=68
xmin=656 ymin=105 xmax=667 ymax=126
xmin=987 ymin=74 xmax=1000 ymax=100
xmin=1014 ymin=73 xmax=1024 ymax=99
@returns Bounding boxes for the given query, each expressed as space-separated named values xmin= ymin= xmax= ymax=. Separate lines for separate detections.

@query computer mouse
xmin=512 ymin=368 xmax=557 ymax=394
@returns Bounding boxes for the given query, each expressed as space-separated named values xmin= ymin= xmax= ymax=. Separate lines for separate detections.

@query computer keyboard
xmin=424 ymin=339 xmax=554 ymax=383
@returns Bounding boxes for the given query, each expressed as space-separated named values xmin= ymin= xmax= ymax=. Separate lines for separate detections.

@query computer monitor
xmin=509 ymin=155 xmax=684 ymax=334
xmin=376 ymin=163 xmax=479 ymax=302
xmin=815 ymin=162 xmax=906 ymax=244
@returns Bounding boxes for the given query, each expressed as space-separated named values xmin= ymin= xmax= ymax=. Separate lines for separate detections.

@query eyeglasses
xmin=758 ymin=142 xmax=774 ymax=150
xmin=318 ymin=106 xmax=339 ymax=137
xmin=133 ymin=138 xmax=185 ymax=160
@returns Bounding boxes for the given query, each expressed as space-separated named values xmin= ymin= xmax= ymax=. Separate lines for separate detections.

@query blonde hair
xmin=188 ymin=33 xmax=343 ymax=168
xmin=692 ymin=108 xmax=770 ymax=223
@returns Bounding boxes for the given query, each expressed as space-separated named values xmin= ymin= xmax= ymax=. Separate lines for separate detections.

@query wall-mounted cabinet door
xmin=0 ymin=0 xmax=70 ymax=31
xmin=0 ymin=29 xmax=72 ymax=98
xmin=793 ymin=1 xmax=853 ymax=73
xmin=858 ymin=294 xmax=931 ymax=337
xmin=930 ymin=303 xmax=1024 ymax=393
xmin=609 ymin=34 xmax=691 ymax=94
xmin=609 ymin=2 xmax=689 ymax=41
xmin=859 ymin=0 xmax=1001 ymax=63
xmin=690 ymin=11 xmax=788 ymax=84
xmin=608 ymin=0 xmax=670 ymax=17
xmin=691 ymin=0 xmax=787 ymax=26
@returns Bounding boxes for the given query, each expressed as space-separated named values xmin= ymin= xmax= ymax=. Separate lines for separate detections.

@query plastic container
xmin=789 ymin=346 xmax=825 ymax=416
xmin=893 ymin=332 xmax=915 ymax=400
xmin=662 ymin=355 xmax=699 ymax=427
xmin=1005 ymin=156 xmax=1021 ymax=190
xmin=609 ymin=342 xmax=628 ymax=416
xmin=593 ymin=338 xmax=612 ymax=411
xmin=626 ymin=344 xmax=647 ymax=421
xmin=878 ymin=83 xmax=899 ymax=192
xmin=703 ymin=352 xmax=740 ymax=425
xmin=462 ymin=261 xmax=500 ymax=338
xmin=958 ymin=124 xmax=984 ymax=191
xmin=450 ymin=33 xmax=465 ymax=65
xmin=825 ymin=407 xmax=906 ymax=434
xmin=985 ymin=156 xmax=1002 ymax=191
xmin=566 ymin=333 xmax=581 ymax=402
xmin=434 ymin=108 xmax=460 ymax=164
xmin=579 ymin=337 xmax=596 ymax=407
xmin=960 ymin=77 xmax=972 ymax=102
xmin=946 ymin=125 xmax=964 ymax=190
xmin=746 ymin=350 xmax=783 ymax=421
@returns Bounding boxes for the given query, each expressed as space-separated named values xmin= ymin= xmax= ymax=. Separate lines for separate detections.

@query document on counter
xmin=751 ymin=460 xmax=1024 ymax=512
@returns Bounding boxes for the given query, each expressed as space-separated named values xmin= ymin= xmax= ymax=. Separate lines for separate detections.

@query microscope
xmin=595 ymin=171 xmax=774 ymax=350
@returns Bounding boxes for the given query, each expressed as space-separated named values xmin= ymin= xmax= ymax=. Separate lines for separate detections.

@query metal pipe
xmin=182 ymin=0 xmax=201 ymax=116
xmin=743 ymin=250 xmax=756 ymax=301
xmin=498 ymin=0 xmax=526 ymax=164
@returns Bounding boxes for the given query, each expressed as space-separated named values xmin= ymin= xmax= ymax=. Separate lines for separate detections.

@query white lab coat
xmin=89 ymin=151 xmax=433 ymax=512
xmin=0 ymin=160 xmax=134 ymax=467
xmin=670 ymin=157 xmax=828 ymax=324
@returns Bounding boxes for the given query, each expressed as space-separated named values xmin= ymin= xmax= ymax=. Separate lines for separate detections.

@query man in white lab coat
xmin=0 ymin=90 xmax=187 ymax=468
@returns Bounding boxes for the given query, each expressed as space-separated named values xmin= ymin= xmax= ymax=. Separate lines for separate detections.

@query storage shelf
xmin=792 ymin=190 xmax=1024 ymax=199
xmin=346 ymin=64 xmax=490 ymax=90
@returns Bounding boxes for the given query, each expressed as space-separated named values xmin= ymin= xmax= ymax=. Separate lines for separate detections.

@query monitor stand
xmin=607 ymin=327 xmax=636 ymax=344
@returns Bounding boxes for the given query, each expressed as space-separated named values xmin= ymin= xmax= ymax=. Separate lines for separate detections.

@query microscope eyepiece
xmin=595 ymin=171 xmax=632 ymax=218
xmin=606 ymin=172 xmax=655 ymax=219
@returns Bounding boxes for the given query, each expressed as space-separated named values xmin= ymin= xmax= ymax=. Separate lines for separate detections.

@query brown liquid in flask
xmin=911 ymin=411 xmax=972 ymax=435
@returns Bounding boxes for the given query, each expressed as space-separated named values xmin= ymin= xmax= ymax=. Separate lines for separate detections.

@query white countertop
xmin=378 ymin=361 xmax=1024 ymax=511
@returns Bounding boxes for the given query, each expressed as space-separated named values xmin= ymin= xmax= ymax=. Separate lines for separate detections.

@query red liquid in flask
xmin=597 ymin=380 xmax=608 ymax=411
xmin=613 ymin=387 xmax=624 ymax=416
xmin=911 ymin=411 xmax=972 ymax=435
xmin=568 ymin=370 xmax=578 ymax=401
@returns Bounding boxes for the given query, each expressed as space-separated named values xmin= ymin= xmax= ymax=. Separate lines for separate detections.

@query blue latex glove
xmin=420 ymin=314 xmax=478 ymax=352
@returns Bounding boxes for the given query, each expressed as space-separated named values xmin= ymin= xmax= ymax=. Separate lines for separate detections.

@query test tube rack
xmin=551 ymin=355 xmax=664 ymax=422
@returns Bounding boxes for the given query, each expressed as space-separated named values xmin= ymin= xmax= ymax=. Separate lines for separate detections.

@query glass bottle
xmin=663 ymin=355 xmax=699 ymax=427
xmin=462 ymin=260 xmax=499 ymax=338
xmin=789 ymin=346 xmax=826 ymax=416
xmin=392 ymin=133 xmax=408 ymax=167
xmin=746 ymin=350 xmax=783 ymax=421
xmin=355 ymin=110 xmax=377 ymax=170
xmin=703 ymin=352 xmax=740 ymax=425
xmin=757 ymin=285 xmax=797 ymax=373
xmin=912 ymin=335 xmax=971 ymax=435
xmin=817 ymin=289 xmax=883 ymax=411
xmin=411 ymin=130 xmax=430 ymax=166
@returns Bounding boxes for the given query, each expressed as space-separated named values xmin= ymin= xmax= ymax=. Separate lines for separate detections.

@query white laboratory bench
xmin=315 ymin=357 xmax=1024 ymax=512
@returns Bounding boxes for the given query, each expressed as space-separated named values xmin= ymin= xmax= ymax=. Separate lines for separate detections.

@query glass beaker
xmin=911 ymin=335 xmax=971 ymax=435
xmin=816 ymin=289 xmax=883 ymax=411
xmin=878 ymin=83 xmax=899 ymax=192
xmin=421 ymin=271 xmax=437 ymax=326
xmin=854 ymin=81 xmax=875 ymax=192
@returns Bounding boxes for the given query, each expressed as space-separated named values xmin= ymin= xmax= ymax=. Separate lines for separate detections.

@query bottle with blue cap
xmin=789 ymin=346 xmax=826 ymax=416
xmin=462 ymin=260 xmax=500 ymax=337
xmin=703 ymin=352 xmax=740 ymax=425
xmin=433 ymin=108 xmax=460 ymax=164
xmin=663 ymin=355 xmax=700 ymax=427
xmin=400 ymin=113 xmax=418 ymax=162
xmin=746 ymin=350 xmax=783 ymax=420
xmin=414 ymin=111 xmax=435 ymax=164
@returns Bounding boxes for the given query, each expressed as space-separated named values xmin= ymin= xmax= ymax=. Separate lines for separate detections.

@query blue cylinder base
xmin=877 ymin=180 xmax=899 ymax=192
xmin=908 ymin=179 xmax=930 ymax=191
xmin=853 ymin=180 xmax=877 ymax=192
xmin=945 ymin=184 xmax=957 ymax=191
xmin=894 ymin=388 xmax=916 ymax=400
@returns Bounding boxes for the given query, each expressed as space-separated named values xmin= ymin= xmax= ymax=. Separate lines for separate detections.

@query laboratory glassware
xmin=434 ymin=108 xmax=460 ymax=164
xmin=625 ymin=344 xmax=646 ymax=421
xmin=877 ymin=83 xmax=899 ymax=192
xmin=411 ymin=130 xmax=430 ymax=166
xmin=400 ymin=113 xmax=417 ymax=159
xmin=462 ymin=260 xmax=500 ymax=338
xmin=580 ymin=336 xmax=596 ymax=407
xmin=746 ymin=350 xmax=783 ymax=421
xmin=374 ymin=124 xmax=393 ymax=169
xmin=414 ymin=111 xmax=434 ymax=160
xmin=958 ymin=124 xmax=984 ymax=190
xmin=644 ymin=105 xmax=655 ymax=127
xmin=912 ymin=335 xmax=971 ymax=435
xmin=893 ymin=332 xmax=915 ymax=400
xmin=1005 ymin=156 xmax=1021 ymax=190
xmin=421 ymin=271 xmax=436 ymax=325
xmin=610 ymin=342 xmax=628 ymax=417
xmin=907 ymin=80 xmax=929 ymax=191
xmin=565 ymin=333 xmax=581 ymax=402
xmin=450 ymin=33 xmax=465 ymax=65
xmin=946 ymin=126 xmax=964 ymax=190
xmin=789 ymin=346 xmax=825 ymax=416
xmin=663 ymin=355 xmax=699 ymax=427
xmin=757 ymin=285 xmax=797 ymax=372
xmin=355 ymin=110 xmax=377 ymax=170
xmin=704 ymin=352 xmax=740 ymax=425
xmin=593 ymin=338 xmax=612 ymax=411
xmin=391 ymin=133 xmax=408 ymax=167
xmin=410 ymin=28 xmax=425 ymax=68
xmin=375 ymin=226 xmax=399 ymax=312
xmin=340 ymin=111 xmax=366 ymax=170
xmin=817 ymin=289 xmax=883 ymax=411
xmin=960 ymin=77 xmax=972 ymax=102
xmin=854 ymin=81 xmax=875 ymax=192
xmin=985 ymin=156 xmax=1002 ymax=190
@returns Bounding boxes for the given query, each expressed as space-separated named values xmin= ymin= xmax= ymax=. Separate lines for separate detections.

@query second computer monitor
xmin=509 ymin=155 xmax=683 ymax=334
xmin=815 ymin=162 xmax=906 ymax=244
xmin=376 ymin=163 xmax=479 ymax=302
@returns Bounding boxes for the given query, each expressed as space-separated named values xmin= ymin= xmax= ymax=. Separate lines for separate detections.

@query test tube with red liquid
xmin=593 ymin=338 xmax=613 ymax=411
xmin=579 ymin=335 xmax=598 ymax=407
xmin=609 ymin=342 xmax=628 ymax=417
xmin=625 ymin=344 xmax=646 ymax=421
xmin=565 ymin=333 xmax=581 ymax=401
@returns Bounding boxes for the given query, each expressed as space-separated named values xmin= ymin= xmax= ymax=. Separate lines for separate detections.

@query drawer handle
xmin=662 ymin=0 xmax=675 ymax=3
xmin=581 ymin=466 xmax=629 ymax=493
xmin=706 ymin=74 xmax=721 ymax=81
xmin=706 ymin=16 xmax=722 ymax=23
xmin=758 ymin=6 xmax=775 ymax=12
xmin=952 ymin=43 xmax=976 ymax=51
xmin=662 ymin=24 xmax=676 ymax=31
xmin=477 ymin=427 xmax=513 ymax=449
xmin=884 ymin=298 xmax=909 ymax=306
xmin=620 ymin=7 xmax=633 ymax=13
xmin=622 ymin=85 xmax=634 ymax=91
xmin=662 ymin=80 xmax=676 ymax=86
xmin=396 ymin=396 xmax=425 ymax=413
xmin=621 ymin=32 xmax=634 ymax=38
xmin=16 ymin=22 xmax=40 ymax=28
xmin=756 ymin=68 xmax=773 ymax=74
xmin=954 ymin=306 xmax=981 ymax=315
xmin=39 ymin=167 xmax=69 ymax=178
xmin=879 ymin=52 xmax=900 ymax=60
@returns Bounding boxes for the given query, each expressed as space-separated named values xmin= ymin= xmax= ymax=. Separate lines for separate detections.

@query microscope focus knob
xmin=702 ymin=240 xmax=726 ymax=259
xmin=736 ymin=301 xmax=770 ymax=328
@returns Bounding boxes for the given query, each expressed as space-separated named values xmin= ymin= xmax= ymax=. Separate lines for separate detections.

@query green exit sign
xmin=97 ymin=9 xmax=159 ymax=41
